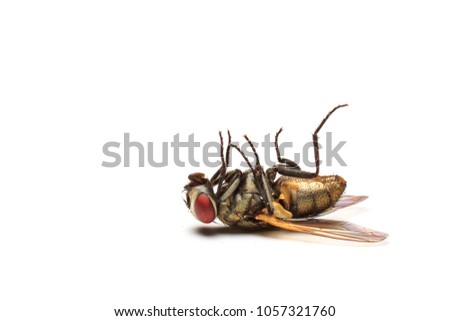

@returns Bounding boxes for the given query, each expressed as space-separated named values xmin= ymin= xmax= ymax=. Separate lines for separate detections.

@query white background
xmin=1 ymin=1 xmax=449 ymax=320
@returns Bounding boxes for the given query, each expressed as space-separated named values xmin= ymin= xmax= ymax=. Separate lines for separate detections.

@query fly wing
xmin=291 ymin=195 xmax=369 ymax=220
xmin=255 ymin=214 xmax=388 ymax=243
xmin=333 ymin=195 xmax=368 ymax=211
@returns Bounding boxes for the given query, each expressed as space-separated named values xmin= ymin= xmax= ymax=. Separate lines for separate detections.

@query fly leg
xmin=211 ymin=130 xmax=233 ymax=194
xmin=274 ymin=127 xmax=301 ymax=169
xmin=311 ymin=104 xmax=347 ymax=176
xmin=211 ymin=136 xmax=244 ymax=226
xmin=216 ymin=169 xmax=244 ymax=226
xmin=267 ymin=128 xmax=317 ymax=181
xmin=230 ymin=141 xmax=275 ymax=215
xmin=268 ymin=104 xmax=348 ymax=179
xmin=218 ymin=169 xmax=242 ymax=201
xmin=210 ymin=131 xmax=226 ymax=186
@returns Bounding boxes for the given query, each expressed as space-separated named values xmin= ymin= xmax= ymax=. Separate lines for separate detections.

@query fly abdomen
xmin=275 ymin=175 xmax=347 ymax=217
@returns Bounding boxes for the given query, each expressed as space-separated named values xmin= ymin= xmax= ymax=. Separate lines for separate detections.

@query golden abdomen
xmin=275 ymin=175 xmax=347 ymax=218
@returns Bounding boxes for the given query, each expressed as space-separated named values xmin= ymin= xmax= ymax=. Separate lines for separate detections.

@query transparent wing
xmin=289 ymin=195 xmax=369 ymax=221
xmin=334 ymin=194 xmax=368 ymax=210
xmin=255 ymin=214 xmax=388 ymax=243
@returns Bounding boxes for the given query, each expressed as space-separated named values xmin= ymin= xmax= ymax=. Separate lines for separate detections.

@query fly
xmin=183 ymin=105 xmax=388 ymax=242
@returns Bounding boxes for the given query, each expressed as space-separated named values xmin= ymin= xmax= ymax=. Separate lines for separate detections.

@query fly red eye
xmin=193 ymin=194 xmax=216 ymax=223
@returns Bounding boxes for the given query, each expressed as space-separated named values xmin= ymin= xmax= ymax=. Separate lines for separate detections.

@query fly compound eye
xmin=185 ymin=178 xmax=217 ymax=224
xmin=192 ymin=194 xmax=216 ymax=224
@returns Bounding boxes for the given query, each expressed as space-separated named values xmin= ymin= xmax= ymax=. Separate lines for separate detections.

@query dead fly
xmin=184 ymin=105 xmax=388 ymax=242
